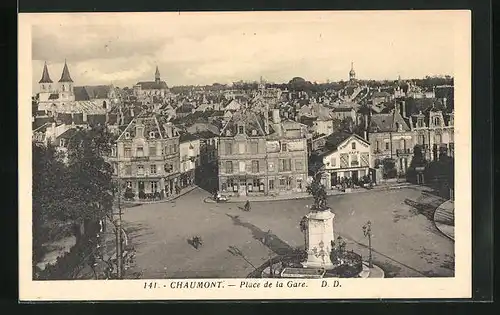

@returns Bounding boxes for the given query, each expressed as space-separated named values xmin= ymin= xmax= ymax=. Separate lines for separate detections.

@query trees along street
xmin=32 ymin=126 xmax=116 ymax=279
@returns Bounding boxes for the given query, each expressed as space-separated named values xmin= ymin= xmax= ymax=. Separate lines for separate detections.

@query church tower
xmin=155 ymin=66 xmax=161 ymax=84
xmin=58 ymin=59 xmax=75 ymax=102
xmin=349 ymin=62 xmax=356 ymax=81
xmin=38 ymin=61 xmax=54 ymax=102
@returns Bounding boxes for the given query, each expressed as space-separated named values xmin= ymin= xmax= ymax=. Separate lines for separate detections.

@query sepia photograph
xmin=19 ymin=10 xmax=471 ymax=300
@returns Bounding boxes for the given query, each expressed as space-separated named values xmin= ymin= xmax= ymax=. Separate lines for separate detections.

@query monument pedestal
xmin=301 ymin=209 xmax=335 ymax=270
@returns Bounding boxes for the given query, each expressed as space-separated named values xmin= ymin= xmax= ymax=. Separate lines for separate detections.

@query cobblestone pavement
xmin=122 ymin=186 xmax=454 ymax=279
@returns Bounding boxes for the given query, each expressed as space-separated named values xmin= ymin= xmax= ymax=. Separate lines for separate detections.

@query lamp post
xmin=362 ymin=221 xmax=372 ymax=268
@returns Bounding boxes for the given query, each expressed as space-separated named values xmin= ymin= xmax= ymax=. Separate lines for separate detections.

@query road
xmin=121 ymin=186 xmax=454 ymax=279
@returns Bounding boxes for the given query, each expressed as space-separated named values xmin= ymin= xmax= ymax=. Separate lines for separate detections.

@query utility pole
xmin=115 ymin=179 xmax=123 ymax=279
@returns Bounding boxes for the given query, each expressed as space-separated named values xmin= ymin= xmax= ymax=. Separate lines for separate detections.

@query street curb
xmin=362 ymin=261 xmax=385 ymax=278
xmin=433 ymin=200 xmax=455 ymax=241
xmin=204 ymin=184 xmax=416 ymax=204
xmin=122 ymin=186 xmax=199 ymax=207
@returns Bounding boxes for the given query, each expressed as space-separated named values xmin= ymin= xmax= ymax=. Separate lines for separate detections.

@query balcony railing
xmin=396 ymin=148 xmax=413 ymax=155
xmin=131 ymin=156 xmax=149 ymax=161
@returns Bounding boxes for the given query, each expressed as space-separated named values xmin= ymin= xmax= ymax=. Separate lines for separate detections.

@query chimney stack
xmin=83 ymin=111 xmax=88 ymax=122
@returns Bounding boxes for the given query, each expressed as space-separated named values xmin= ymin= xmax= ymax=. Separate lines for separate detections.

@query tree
xmin=64 ymin=126 xmax=114 ymax=239
xmin=32 ymin=142 xmax=69 ymax=266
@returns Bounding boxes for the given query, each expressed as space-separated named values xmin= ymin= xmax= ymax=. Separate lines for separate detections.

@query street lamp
xmin=362 ymin=221 xmax=373 ymax=268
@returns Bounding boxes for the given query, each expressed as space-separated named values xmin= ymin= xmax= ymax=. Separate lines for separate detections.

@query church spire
xmin=59 ymin=59 xmax=73 ymax=83
xmin=349 ymin=61 xmax=356 ymax=81
xmin=39 ymin=61 xmax=53 ymax=83
xmin=155 ymin=65 xmax=161 ymax=83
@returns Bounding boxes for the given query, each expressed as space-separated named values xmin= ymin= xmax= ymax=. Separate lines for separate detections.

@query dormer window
xmin=124 ymin=132 xmax=131 ymax=139
xmin=417 ymin=118 xmax=424 ymax=128
xmin=238 ymin=125 xmax=245 ymax=134
xmin=433 ymin=117 xmax=441 ymax=127
xmin=225 ymin=129 xmax=231 ymax=136
xmin=149 ymin=131 xmax=156 ymax=139
xmin=136 ymin=126 xmax=144 ymax=137
xmin=59 ymin=138 xmax=66 ymax=147
xmin=281 ymin=143 xmax=287 ymax=152
xmin=251 ymin=129 xmax=257 ymax=136
xmin=351 ymin=142 xmax=356 ymax=150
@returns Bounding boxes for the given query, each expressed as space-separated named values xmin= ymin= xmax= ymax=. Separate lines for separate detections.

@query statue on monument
xmin=306 ymin=166 xmax=329 ymax=211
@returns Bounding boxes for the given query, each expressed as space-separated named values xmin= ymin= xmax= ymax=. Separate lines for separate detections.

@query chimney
xmin=83 ymin=111 xmax=88 ymax=122
xmin=272 ymin=109 xmax=281 ymax=124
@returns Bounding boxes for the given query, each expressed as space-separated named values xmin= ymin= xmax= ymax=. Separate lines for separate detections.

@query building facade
xmin=112 ymin=113 xmax=181 ymax=199
xmin=178 ymin=133 xmax=201 ymax=188
xmin=217 ymin=109 xmax=308 ymax=197
xmin=368 ymin=109 xmax=416 ymax=177
xmin=315 ymin=133 xmax=372 ymax=189
xmin=408 ymin=108 xmax=454 ymax=161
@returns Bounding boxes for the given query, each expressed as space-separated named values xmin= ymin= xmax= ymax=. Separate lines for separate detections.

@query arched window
xmin=433 ymin=117 xmax=440 ymax=126
xmin=102 ymin=101 xmax=107 ymax=109
xmin=435 ymin=133 xmax=442 ymax=144
xmin=62 ymin=85 xmax=65 ymax=92
xmin=41 ymin=84 xmax=45 ymax=91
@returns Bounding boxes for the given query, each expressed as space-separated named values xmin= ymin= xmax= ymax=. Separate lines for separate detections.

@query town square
xmin=28 ymin=12 xmax=456 ymax=282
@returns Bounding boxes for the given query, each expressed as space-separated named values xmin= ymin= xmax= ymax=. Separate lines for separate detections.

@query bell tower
xmin=349 ymin=62 xmax=356 ymax=81
xmin=58 ymin=59 xmax=75 ymax=101
xmin=38 ymin=61 xmax=54 ymax=102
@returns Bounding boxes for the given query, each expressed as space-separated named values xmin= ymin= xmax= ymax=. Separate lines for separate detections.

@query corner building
xmin=113 ymin=113 xmax=181 ymax=198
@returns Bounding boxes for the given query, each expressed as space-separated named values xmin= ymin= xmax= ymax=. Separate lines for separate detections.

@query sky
xmin=30 ymin=11 xmax=465 ymax=91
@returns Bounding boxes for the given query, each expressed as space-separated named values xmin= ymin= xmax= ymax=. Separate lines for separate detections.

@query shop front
xmin=324 ymin=167 xmax=371 ymax=189
xmin=219 ymin=176 xmax=266 ymax=197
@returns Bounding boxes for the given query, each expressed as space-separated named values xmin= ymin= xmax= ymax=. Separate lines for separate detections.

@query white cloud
xmin=31 ymin=11 xmax=461 ymax=91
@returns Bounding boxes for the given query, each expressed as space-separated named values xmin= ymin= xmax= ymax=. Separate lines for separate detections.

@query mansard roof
xmin=219 ymin=109 xmax=267 ymax=137
xmin=117 ymin=113 xmax=179 ymax=141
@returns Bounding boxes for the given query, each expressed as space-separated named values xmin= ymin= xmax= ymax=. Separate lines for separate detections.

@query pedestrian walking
xmin=244 ymin=200 xmax=251 ymax=212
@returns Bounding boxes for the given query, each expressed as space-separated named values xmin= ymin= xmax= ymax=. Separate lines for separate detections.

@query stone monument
xmin=302 ymin=171 xmax=336 ymax=269
xmin=301 ymin=210 xmax=335 ymax=269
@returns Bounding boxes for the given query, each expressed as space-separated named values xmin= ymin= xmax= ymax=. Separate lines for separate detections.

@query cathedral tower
xmin=38 ymin=62 xmax=55 ymax=102
xmin=58 ymin=59 xmax=75 ymax=101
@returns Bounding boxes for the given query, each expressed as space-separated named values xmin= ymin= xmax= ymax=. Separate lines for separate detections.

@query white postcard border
xmin=18 ymin=11 xmax=472 ymax=301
